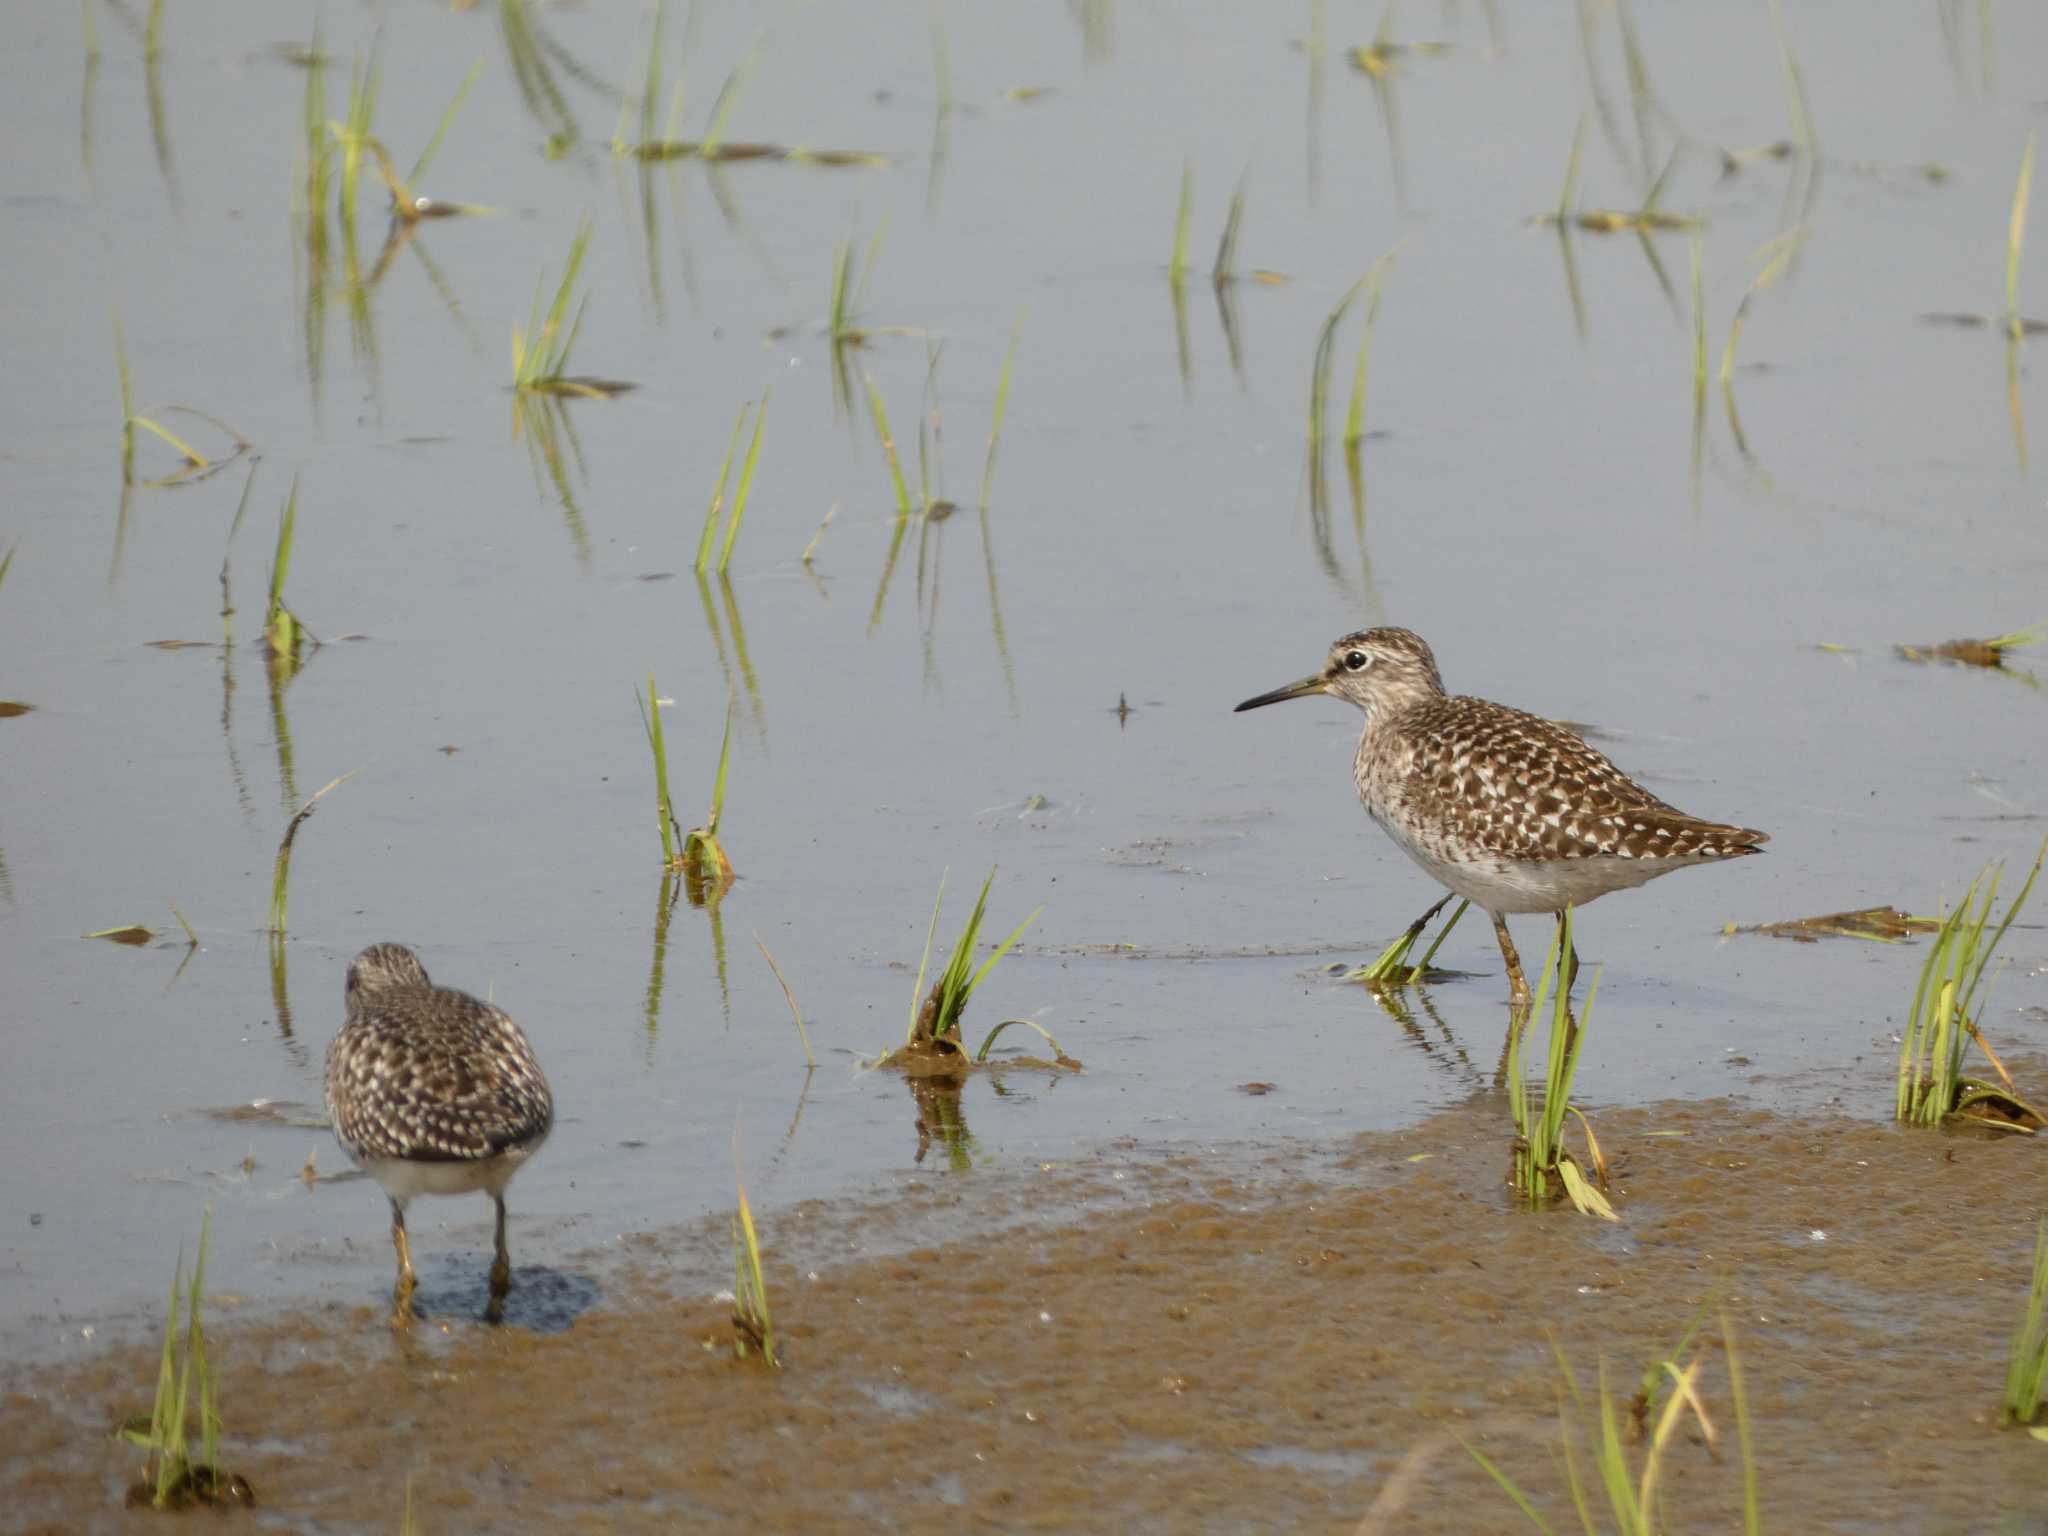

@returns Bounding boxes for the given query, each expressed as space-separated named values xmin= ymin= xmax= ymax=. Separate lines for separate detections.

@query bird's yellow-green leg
xmin=390 ymin=1201 xmax=417 ymax=1327
xmin=1491 ymin=911 xmax=1531 ymax=1012
xmin=485 ymin=1195 xmax=511 ymax=1325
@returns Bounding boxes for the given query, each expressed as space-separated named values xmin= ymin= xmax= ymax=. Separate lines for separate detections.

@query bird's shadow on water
xmin=404 ymin=1264 xmax=600 ymax=1334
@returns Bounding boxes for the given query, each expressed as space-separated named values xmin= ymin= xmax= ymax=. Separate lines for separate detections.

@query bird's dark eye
xmin=1343 ymin=650 xmax=1370 ymax=671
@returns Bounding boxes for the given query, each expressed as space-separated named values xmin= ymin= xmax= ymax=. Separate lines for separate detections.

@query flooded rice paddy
xmin=2 ymin=0 xmax=2047 ymax=1527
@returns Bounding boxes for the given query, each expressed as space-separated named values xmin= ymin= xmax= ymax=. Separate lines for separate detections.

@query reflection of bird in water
xmin=1361 ymin=980 xmax=1488 ymax=1092
xmin=325 ymin=943 xmax=553 ymax=1325
xmin=1238 ymin=628 xmax=1766 ymax=1009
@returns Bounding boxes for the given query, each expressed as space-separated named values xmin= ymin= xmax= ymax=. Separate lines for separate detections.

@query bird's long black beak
xmin=1233 ymin=673 xmax=1330 ymax=712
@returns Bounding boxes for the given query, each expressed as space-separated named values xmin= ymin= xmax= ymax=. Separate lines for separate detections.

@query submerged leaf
xmin=87 ymin=925 xmax=156 ymax=946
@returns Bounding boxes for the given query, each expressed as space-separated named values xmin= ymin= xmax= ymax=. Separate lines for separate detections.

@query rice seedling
xmin=862 ymin=372 xmax=916 ymax=520
xmin=1307 ymin=275 xmax=1367 ymax=450
xmin=1896 ymin=837 xmax=2047 ymax=1129
xmin=1465 ymin=1314 xmax=1760 ymax=1536
xmin=2009 ymin=131 xmax=2034 ymax=343
xmin=694 ymin=398 xmax=767 ymax=576
xmin=1349 ymin=895 xmax=1466 ymax=987
xmin=683 ymin=695 xmax=737 ymax=894
xmin=264 ymin=476 xmax=312 ymax=666
xmin=801 ymin=503 xmax=837 ymax=566
xmin=1895 ymin=623 xmax=2047 ymax=673
xmin=642 ymin=681 xmax=737 ymax=894
xmin=267 ymin=770 xmax=357 ymax=953
xmin=1720 ymin=228 xmax=1806 ymax=454
xmin=641 ymin=675 xmax=681 ymax=867
xmin=0 ymin=539 xmax=15 ymax=592
xmin=1344 ymin=246 xmax=1399 ymax=450
xmin=2005 ymin=1219 xmax=2048 ymax=1429
xmin=753 ymin=933 xmax=816 ymax=1067
xmin=118 ymin=1210 xmax=250 ymax=1508
xmin=1167 ymin=160 xmax=1193 ymax=284
xmin=730 ymin=1123 xmax=778 ymax=1366
xmin=512 ymin=222 xmax=632 ymax=398
xmin=1505 ymin=909 xmax=1614 ymax=1219
xmin=1211 ymin=168 xmax=1248 ymax=283
xmin=979 ymin=310 xmax=1025 ymax=510
xmin=114 ymin=312 xmax=247 ymax=487
xmin=1347 ymin=1 xmax=1452 ymax=77
xmin=142 ymin=0 xmax=174 ymax=199
xmin=892 ymin=869 xmax=1043 ymax=1063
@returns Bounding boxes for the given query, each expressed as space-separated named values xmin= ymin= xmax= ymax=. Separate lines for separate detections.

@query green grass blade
xmin=408 ymin=54 xmax=485 ymax=188
xmin=641 ymin=674 xmax=677 ymax=864
xmin=2011 ymin=132 xmax=2037 ymax=339
xmin=1212 ymin=167 xmax=1246 ymax=281
xmin=696 ymin=403 xmax=750 ymax=574
xmin=1169 ymin=160 xmax=1192 ymax=281
xmin=863 ymin=374 xmax=915 ymax=517
xmin=979 ymin=308 xmax=1025 ymax=510
xmin=719 ymin=396 xmax=768 ymax=575
xmin=907 ymin=870 xmax=948 ymax=1042
xmin=706 ymin=693 xmax=734 ymax=834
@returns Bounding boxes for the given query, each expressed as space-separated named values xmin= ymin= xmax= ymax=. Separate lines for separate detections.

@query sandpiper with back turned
xmin=325 ymin=943 xmax=554 ymax=1326
xmin=1235 ymin=627 xmax=1767 ymax=1007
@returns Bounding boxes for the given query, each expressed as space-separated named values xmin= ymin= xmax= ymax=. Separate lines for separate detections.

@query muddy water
xmin=3 ymin=0 xmax=2048 ymax=1521
xmin=8 ymin=1095 xmax=2048 ymax=1532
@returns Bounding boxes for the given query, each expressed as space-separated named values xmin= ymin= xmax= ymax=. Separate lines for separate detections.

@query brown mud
xmin=6 ymin=1093 xmax=2048 ymax=1534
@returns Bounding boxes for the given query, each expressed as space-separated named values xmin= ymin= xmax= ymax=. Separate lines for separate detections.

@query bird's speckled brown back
xmin=325 ymin=945 xmax=553 ymax=1166
xmin=1359 ymin=694 xmax=1768 ymax=866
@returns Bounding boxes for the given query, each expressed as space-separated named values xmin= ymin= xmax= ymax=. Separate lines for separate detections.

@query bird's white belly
xmin=356 ymin=1137 xmax=546 ymax=1204
xmin=1372 ymin=810 xmax=1676 ymax=914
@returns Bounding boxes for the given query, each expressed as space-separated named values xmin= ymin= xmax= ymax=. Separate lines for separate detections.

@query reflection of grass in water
xmin=1505 ymin=910 xmax=1614 ymax=1220
xmin=500 ymin=0 xmax=586 ymax=153
xmin=1896 ymin=838 xmax=2047 ymax=1130
xmin=514 ymin=393 xmax=593 ymax=563
xmin=2006 ymin=1219 xmax=2048 ymax=1428
xmin=1464 ymin=1315 xmax=1760 ymax=1536
xmin=643 ymin=870 xmax=679 ymax=1043
xmin=1719 ymin=228 xmax=1805 ymax=460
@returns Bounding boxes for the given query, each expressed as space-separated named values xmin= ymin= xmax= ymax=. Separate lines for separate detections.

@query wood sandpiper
xmin=1235 ymin=627 xmax=1767 ymax=1007
xmin=325 ymin=943 xmax=554 ymax=1325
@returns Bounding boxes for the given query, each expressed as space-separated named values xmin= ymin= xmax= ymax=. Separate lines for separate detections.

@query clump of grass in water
xmin=118 ymin=1210 xmax=252 ymax=1509
xmin=730 ymin=1124 xmax=778 ymax=1367
xmin=873 ymin=869 xmax=1075 ymax=1071
xmin=1350 ymin=894 xmax=1467 ymax=987
xmin=695 ymin=398 xmax=767 ymax=577
xmin=2006 ymin=1219 xmax=2048 ymax=1431
xmin=264 ymin=475 xmax=315 ymax=667
xmin=512 ymin=222 xmax=634 ymax=398
xmin=1464 ymin=1313 xmax=1760 ymax=1536
xmin=1896 ymin=837 xmax=2047 ymax=1130
xmin=114 ymin=312 xmax=248 ymax=488
xmin=1895 ymin=622 xmax=2047 ymax=673
xmin=640 ymin=680 xmax=736 ymax=897
xmin=1506 ymin=908 xmax=1615 ymax=1219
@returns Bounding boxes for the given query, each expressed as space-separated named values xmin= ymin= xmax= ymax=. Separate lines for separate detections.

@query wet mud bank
xmin=6 ymin=1093 xmax=2048 ymax=1533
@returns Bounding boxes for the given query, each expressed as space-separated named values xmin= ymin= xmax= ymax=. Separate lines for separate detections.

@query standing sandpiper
xmin=325 ymin=943 xmax=554 ymax=1325
xmin=1235 ymin=628 xmax=1767 ymax=1006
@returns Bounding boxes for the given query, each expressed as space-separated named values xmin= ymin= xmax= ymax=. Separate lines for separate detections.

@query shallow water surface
xmin=2 ymin=0 xmax=2047 ymax=1517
